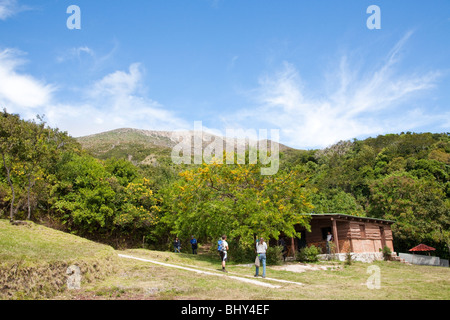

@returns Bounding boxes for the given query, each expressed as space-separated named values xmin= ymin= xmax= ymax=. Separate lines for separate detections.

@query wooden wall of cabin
xmin=295 ymin=218 xmax=395 ymax=254
xmin=349 ymin=221 xmax=394 ymax=253
xmin=296 ymin=218 xmax=352 ymax=254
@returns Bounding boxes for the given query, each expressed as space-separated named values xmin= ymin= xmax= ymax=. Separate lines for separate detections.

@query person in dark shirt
xmin=174 ymin=237 xmax=181 ymax=253
xmin=190 ymin=235 xmax=198 ymax=254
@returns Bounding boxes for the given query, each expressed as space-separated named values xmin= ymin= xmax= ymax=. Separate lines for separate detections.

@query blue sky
xmin=0 ymin=0 xmax=449 ymax=149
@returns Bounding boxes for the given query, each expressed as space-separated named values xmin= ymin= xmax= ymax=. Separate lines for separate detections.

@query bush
xmin=227 ymin=240 xmax=254 ymax=263
xmin=297 ymin=245 xmax=321 ymax=262
xmin=266 ymin=246 xmax=284 ymax=265
xmin=345 ymin=250 xmax=353 ymax=265
xmin=381 ymin=245 xmax=392 ymax=261
xmin=226 ymin=241 xmax=285 ymax=265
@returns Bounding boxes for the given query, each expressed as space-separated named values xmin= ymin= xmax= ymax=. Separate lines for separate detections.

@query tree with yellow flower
xmin=159 ymin=152 xmax=314 ymax=248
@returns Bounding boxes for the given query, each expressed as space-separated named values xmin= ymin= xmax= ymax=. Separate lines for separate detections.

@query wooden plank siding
xmin=293 ymin=214 xmax=395 ymax=254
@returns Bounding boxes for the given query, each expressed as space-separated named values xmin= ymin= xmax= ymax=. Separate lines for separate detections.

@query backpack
xmin=217 ymin=239 xmax=223 ymax=252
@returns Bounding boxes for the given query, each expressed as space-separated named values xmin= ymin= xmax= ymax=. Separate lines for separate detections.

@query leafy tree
xmin=0 ymin=111 xmax=24 ymax=221
xmin=113 ymin=178 xmax=160 ymax=236
xmin=19 ymin=117 xmax=51 ymax=220
xmin=159 ymin=155 xmax=313 ymax=247
xmin=51 ymin=153 xmax=117 ymax=233
xmin=369 ymin=172 xmax=449 ymax=256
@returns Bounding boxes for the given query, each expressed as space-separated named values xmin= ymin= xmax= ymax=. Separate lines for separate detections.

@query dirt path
xmin=118 ymin=254 xmax=303 ymax=288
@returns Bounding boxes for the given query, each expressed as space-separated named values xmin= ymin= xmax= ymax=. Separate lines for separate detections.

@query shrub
xmin=297 ymin=245 xmax=321 ymax=262
xmin=266 ymin=245 xmax=284 ymax=265
xmin=381 ymin=245 xmax=392 ymax=261
xmin=226 ymin=241 xmax=285 ymax=265
xmin=345 ymin=250 xmax=353 ymax=265
xmin=227 ymin=240 xmax=254 ymax=263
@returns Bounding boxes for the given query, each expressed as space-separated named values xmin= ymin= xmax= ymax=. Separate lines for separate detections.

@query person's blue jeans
xmin=255 ymin=253 xmax=266 ymax=277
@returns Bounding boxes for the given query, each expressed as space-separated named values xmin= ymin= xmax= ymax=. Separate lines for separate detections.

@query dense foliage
xmin=1 ymin=110 xmax=449 ymax=259
xmin=157 ymin=156 xmax=313 ymax=248
xmin=283 ymin=133 xmax=450 ymax=259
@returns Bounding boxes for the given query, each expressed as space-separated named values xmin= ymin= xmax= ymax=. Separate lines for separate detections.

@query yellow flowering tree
xmin=114 ymin=178 xmax=161 ymax=232
xmin=161 ymin=155 xmax=313 ymax=247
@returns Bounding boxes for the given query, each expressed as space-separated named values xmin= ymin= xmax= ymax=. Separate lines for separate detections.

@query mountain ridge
xmin=77 ymin=127 xmax=293 ymax=164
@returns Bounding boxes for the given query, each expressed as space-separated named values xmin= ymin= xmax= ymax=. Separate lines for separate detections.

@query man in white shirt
xmin=326 ymin=231 xmax=333 ymax=254
xmin=255 ymin=237 xmax=268 ymax=278
xmin=220 ymin=235 xmax=229 ymax=272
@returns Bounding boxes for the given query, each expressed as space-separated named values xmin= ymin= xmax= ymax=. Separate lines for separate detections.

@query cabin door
xmin=297 ymin=230 xmax=307 ymax=251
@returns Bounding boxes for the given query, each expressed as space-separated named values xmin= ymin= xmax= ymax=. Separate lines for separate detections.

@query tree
xmin=19 ymin=116 xmax=51 ymax=220
xmin=160 ymin=155 xmax=313 ymax=247
xmin=113 ymin=178 xmax=160 ymax=236
xmin=369 ymin=172 xmax=450 ymax=256
xmin=50 ymin=153 xmax=117 ymax=233
xmin=0 ymin=111 xmax=24 ymax=221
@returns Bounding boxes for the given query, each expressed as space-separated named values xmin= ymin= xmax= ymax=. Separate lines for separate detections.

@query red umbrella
xmin=409 ymin=244 xmax=436 ymax=255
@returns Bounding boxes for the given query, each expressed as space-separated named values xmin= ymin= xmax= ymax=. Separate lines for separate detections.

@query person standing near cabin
xmin=190 ymin=235 xmax=198 ymax=254
xmin=326 ymin=231 xmax=333 ymax=254
xmin=255 ymin=237 xmax=268 ymax=278
xmin=278 ymin=237 xmax=287 ymax=262
xmin=174 ymin=237 xmax=181 ymax=253
xmin=219 ymin=235 xmax=229 ymax=272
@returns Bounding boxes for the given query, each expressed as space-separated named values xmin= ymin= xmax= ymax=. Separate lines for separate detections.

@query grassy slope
xmin=1 ymin=220 xmax=449 ymax=300
xmin=0 ymin=219 xmax=114 ymax=266
xmin=0 ymin=219 xmax=117 ymax=299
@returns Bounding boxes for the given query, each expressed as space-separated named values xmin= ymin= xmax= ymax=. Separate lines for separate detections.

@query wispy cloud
xmin=0 ymin=0 xmax=29 ymax=20
xmin=56 ymin=46 xmax=94 ymax=63
xmin=56 ymin=40 xmax=119 ymax=67
xmin=224 ymin=32 xmax=443 ymax=149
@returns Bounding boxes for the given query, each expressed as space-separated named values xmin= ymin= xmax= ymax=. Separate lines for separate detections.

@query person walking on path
xmin=174 ymin=237 xmax=181 ymax=253
xmin=219 ymin=235 xmax=229 ymax=272
xmin=190 ymin=235 xmax=198 ymax=254
xmin=255 ymin=237 xmax=268 ymax=278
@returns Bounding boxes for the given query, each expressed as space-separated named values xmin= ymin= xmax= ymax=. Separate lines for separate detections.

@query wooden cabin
xmin=287 ymin=214 xmax=395 ymax=255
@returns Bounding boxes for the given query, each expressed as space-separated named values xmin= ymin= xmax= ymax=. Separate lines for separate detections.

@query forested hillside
xmin=1 ymin=110 xmax=448 ymax=259
xmin=281 ymin=133 xmax=449 ymax=257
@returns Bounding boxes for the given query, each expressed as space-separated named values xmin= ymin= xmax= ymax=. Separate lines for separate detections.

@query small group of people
xmin=218 ymin=235 xmax=268 ymax=278
xmin=173 ymin=235 xmax=198 ymax=254
xmin=173 ymin=234 xmax=276 ymax=279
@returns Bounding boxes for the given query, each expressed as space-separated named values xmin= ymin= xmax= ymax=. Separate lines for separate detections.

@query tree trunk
xmin=26 ymin=175 xmax=32 ymax=220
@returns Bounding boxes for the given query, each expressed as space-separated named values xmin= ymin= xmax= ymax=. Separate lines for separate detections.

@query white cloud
xmin=0 ymin=48 xmax=188 ymax=137
xmin=224 ymin=32 xmax=443 ymax=149
xmin=0 ymin=48 xmax=55 ymax=108
xmin=89 ymin=63 xmax=143 ymax=98
xmin=45 ymin=63 xmax=189 ymax=137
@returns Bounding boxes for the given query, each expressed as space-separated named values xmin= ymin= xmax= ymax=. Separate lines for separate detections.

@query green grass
xmin=61 ymin=248 xmax=450 ymax=300
xmin=0 ymin=219 xmax=114 ymax=267
xmin=0 ymin=219 xmax=117 ymax=299
xmin=1 ymin=219 xmax=449 ymax=300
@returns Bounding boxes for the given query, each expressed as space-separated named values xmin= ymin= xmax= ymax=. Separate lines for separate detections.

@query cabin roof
xmin=308 ymin=213 xmax=395 ymax=224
